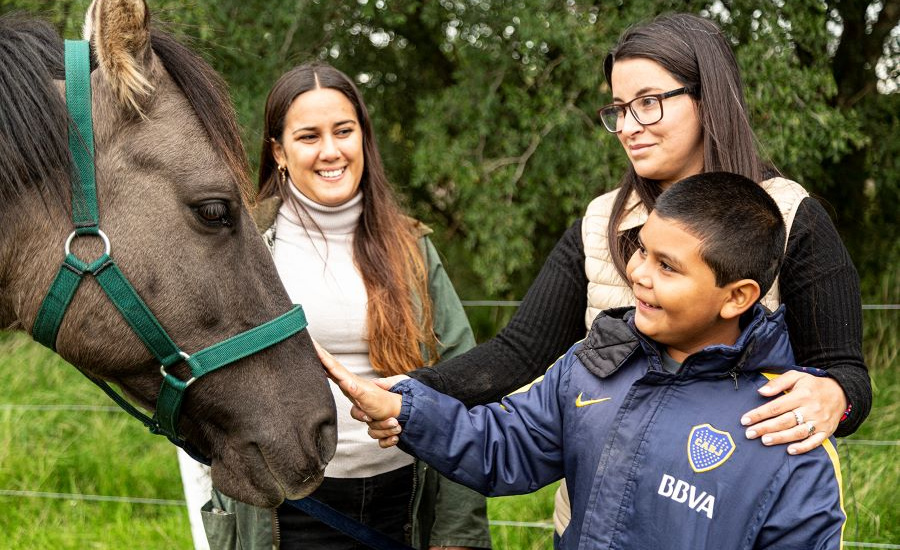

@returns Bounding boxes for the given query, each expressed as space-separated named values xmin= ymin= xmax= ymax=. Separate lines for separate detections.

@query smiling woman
xmin=271 ymin=87 xmax=365 ymax=207
xmin=606 ymin=58 xmax=705 ymax=188
xmin=196 ymin=63 xmax=492 ymax=550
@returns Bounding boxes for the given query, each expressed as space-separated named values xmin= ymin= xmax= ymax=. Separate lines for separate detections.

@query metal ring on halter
xmin=64 ymin=229 xmax=111 ymax=257
xmin=792 ymin=410 xmax=804 ymax=427
xmin=805 ymin=421 xmax=816 ymax=437
xmin=159 ymin=351 xmax=196 ymax=387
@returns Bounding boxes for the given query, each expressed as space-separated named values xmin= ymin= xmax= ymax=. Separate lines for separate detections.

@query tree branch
xmin=832 ymin=0 xmax=878 ymax=107
xmin=509 ymin=118 xmax=555 ymax=188
xmin=475 ymin=69 xmax=507 ymax=165
xmin=483 ymin=98 xmax=574 ymax=197
xmin=868 ymin=1 xmax=900 ymax=65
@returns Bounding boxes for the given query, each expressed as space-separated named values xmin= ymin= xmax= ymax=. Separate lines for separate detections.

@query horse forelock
xmin=0 ymin=14 xmax=71 ymax=210
xmin=0 ymin=15 xmax=253 ymax=217
xmin=149 ymin=29 xmax=254 ymax=205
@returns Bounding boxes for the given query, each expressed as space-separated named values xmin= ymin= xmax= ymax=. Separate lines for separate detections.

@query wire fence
xmin=2 ymin=487 xmax=900 ymax=549
xmin=1 ymin=304 xmax=894 ymax=547
xmin=0 ymin=486 xmax=898 ymax=549
xmin=0 ymin=406 xmax=896 ymax=548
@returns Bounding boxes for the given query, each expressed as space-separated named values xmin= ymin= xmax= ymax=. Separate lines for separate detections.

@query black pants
xmin=277 ymin=464 xmax=414 ymax=550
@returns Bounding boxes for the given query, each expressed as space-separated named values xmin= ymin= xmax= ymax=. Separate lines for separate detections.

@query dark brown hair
xmin=655 ymin=172 xmax=785 ymax=297
xmin=0 ymin=17 xmax=251 ymax=207
xmin=604 ymin=13 xmax=776 ymax=280
xmin=258 ymin=63 xmax=437 ymax=376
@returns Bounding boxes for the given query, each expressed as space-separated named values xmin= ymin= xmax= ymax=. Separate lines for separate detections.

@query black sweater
xmin=409 ymin=197 xmax=871 ymax=437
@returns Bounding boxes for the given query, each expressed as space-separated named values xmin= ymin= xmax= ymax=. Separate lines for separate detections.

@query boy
xmin=320 ymin=172 xmax=846 ymax=549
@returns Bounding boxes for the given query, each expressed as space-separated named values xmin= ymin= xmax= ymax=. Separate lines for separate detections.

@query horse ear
xmin=83 ymin=0 xmax=154 ymax=117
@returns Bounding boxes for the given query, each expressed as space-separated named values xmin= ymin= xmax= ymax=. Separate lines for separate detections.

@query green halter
xmin=32 ymin=39 xmax=308 ymax=459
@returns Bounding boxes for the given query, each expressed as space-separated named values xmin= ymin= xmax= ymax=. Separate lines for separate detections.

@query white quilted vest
xmin=581 ymin=177 xmax=809 ymax=330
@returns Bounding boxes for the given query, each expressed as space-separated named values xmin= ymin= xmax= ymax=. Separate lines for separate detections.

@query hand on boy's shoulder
xmin=314 ymin=340 xmax=404 ymax=421
xmin=741 ymin=370 xmax=845 ymax=455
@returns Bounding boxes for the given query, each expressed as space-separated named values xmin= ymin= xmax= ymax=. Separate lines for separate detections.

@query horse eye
xmin=194 ymin=201 xmax=233 ymax=227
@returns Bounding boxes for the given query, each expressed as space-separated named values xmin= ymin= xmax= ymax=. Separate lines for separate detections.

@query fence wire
xmin=0 ymin=489 xmax=898 ymax=548
xmin=1 ymin=304 xmax=894 ymax=546
xmin=0 ymin=407 xmax=897 ymax=548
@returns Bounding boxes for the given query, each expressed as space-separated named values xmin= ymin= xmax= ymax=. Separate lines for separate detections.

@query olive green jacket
xmin=200 ymin=197 xmax=491 ymax=550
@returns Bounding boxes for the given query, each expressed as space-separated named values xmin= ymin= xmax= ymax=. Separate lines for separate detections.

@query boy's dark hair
xmin=654 ymin=172 xmax=786 ymax=298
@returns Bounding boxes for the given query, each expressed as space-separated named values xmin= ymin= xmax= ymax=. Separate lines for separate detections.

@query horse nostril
xmin=316 ymin=423 xmax=337 ymax=466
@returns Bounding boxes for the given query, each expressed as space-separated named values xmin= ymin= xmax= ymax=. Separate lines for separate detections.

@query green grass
xmin=487 ymin=482 xmax=557 ymax=549
xmin=0 ymin=309 xmax=896 ymax=548
xmin=0 ymin=332 xmax=190 ymax=549
xmin=838 ymin=307 xmax=900 ymax=545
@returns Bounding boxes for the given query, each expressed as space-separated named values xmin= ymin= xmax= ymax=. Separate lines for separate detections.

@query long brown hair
xmin=258 ymin=63 xmax=437 ymax=376
xmin=603 ymin=13 xmax=776 ymax=280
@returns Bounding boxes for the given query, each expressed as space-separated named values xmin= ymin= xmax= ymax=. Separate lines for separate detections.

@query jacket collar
xmin=252 ymin=196 xmax=282 ymax=233
xmin=575 ymin=304 xmax=794 ymax=379
xmin=676 ymin=304 xmax=795 ymax=378
xmin=575 ymin=307 xmax=640 ymax=378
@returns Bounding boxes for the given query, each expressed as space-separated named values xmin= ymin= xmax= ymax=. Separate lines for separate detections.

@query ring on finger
xmin=805 ymin=421 xmax=816 ymax=437
xmin=792 ymin=410 xmax=804 ymax=426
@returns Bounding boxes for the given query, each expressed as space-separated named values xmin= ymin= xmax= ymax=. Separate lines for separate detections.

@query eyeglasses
xmin=597 ymin=87 xmax=695 ymax=134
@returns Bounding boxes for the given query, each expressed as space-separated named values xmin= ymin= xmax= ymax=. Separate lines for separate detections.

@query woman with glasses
xmin=364 ymin=12 xmax=870 ymax=541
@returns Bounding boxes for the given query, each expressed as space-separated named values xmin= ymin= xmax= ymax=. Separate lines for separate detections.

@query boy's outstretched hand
xmin=315 ymin=341 xmax=404 ymax=423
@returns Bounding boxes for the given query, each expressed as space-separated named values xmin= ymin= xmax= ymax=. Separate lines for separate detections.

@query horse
xmin=0 ymin=0 xmax=336 ymax=508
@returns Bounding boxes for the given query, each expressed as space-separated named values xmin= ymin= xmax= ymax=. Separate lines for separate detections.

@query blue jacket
xmin=393 ymin=305 xmax=845 ymax=549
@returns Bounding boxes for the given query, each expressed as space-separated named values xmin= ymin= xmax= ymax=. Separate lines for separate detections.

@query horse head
xmin=0 ymin=0 xmax=336 ymax=507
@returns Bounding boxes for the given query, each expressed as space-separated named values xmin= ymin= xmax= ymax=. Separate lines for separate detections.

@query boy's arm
xmin=391 ymin=373 xmax=567 ymax=497
xmin=318 ymin=340 xmax=571 ymax=497
xmin=754 ymin=441 xmax=845 ymax=549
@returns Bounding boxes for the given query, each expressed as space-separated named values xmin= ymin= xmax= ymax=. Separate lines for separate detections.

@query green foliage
xmin=5 ymin=0 xmax=894 ymax=299
xmin=281 ymin=0 xmax=897 ymax=299
xmin=726 ymin=2 xmax=868 ymax=181
xmin=206 ymin=0 xmax=894 ymax=298
xmin=852 ymin=92 xmax=900 ymax=301
xmin=1 ymin=1 xmax=895 ymax=546
xmin=405 ymin=3 xmax=615 ymax=292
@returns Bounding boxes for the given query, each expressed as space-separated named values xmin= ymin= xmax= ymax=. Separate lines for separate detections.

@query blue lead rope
xmin=286 ymin=497 xmax=415 ymax=550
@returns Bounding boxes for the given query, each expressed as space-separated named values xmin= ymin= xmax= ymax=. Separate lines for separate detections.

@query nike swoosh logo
xmin=575 ymin=392 xmax=611 ymax=408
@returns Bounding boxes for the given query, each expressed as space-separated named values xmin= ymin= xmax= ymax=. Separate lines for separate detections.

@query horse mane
xmin=149 ymin=30 xmax=254 ymax=205
xmin=0 ymin=13 xmax=253 ymax=211
xmin=0 ymin=14 xmax=71 ymax=208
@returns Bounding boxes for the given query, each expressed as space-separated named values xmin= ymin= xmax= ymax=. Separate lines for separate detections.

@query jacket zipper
xmin=406 ymin=461 xmax=420 ymax=547
xmin=729 ymin=368 xmax=740 ymax=390
xmin=272 ymin=506 xmax=280 ymax=549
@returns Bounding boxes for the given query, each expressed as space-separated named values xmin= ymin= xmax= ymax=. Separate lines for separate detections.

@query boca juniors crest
xmin=687 ymin=424 xmax=735 ymax=473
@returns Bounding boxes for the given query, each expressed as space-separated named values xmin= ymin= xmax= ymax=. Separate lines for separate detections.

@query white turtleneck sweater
xmin=272 ymin=186 xmax=414 ymax=479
